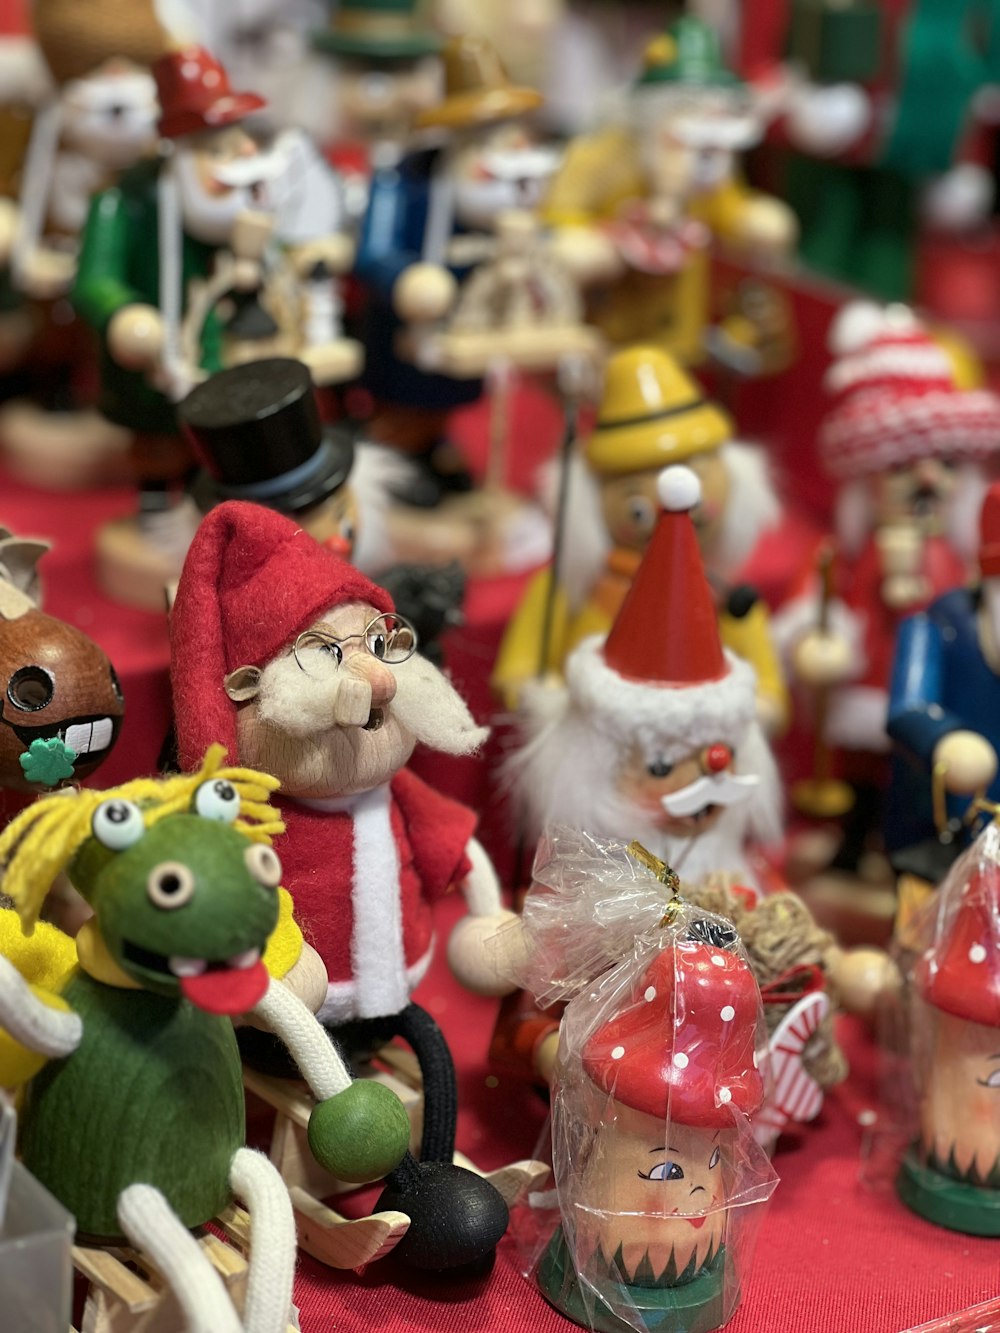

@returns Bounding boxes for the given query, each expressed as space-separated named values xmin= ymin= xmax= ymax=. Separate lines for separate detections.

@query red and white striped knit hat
xmin=818 ymin=302 xmax=1000 ymax=481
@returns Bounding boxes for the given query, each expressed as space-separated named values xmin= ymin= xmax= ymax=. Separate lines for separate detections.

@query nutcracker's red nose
xmin=323 ymin=534 xmax=352 ymax=559
xmin=703 ymin=744 xmax=731 ymax=774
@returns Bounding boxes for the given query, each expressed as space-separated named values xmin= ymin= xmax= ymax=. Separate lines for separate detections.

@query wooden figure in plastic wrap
xmin=540 ymin=17 xmax=796 ymax=365
xmin=169 ymin=501 xmax=521 ymax=1271
xmin=493 ymin=346 xmax=787 ymax=733
xmin=0 ymin=751 xmax=412 ymax=1330
xmin=897 ymin=826 xmax=1000 ymax=1234
xmin=533 ymin=907 xmax=776 ymax=1332
xmin=774 ymin=303 xmax=1000 ymax=869
xmin=0 ymin=527 xmax=124 ymax=803
xmin=887 ymin=481 xmax=1000 ymax=865
xmin=353 ymin=34 xmax=561 ymax=509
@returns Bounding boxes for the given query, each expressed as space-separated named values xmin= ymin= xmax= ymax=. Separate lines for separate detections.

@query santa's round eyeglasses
xmin=292 ymin=613 xmax=418 ymax=672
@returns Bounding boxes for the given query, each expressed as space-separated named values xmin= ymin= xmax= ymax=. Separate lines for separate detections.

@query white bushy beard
xmin=542 ymin=440 xmax=780 ymax=610
xmin=505 ymin=685 xmax=783 ymax=891
xmin=172 ymin=151 xmax=267 ymax=246
xmin=450 ymin=145 xmax=561 ymax=231
xmin=834 ymin=462 xmax=988 ymax=562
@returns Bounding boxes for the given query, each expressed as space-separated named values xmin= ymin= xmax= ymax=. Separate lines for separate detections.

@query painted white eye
xmin=147 ymin=861 xmax=196 ymax=909
xmin=92 ymin=799 xmax=145 ymax=850
xmin=194 ymin=778 xmax=240 ymax=823
xmin=244 ymin=843 xmax=282 ymax=889
xmin=709 ymin=1146 xmax=721 ymax=1169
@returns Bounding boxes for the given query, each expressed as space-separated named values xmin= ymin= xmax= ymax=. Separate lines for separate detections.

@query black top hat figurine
xmin=179 ymin=359 xmax=355 ymax=517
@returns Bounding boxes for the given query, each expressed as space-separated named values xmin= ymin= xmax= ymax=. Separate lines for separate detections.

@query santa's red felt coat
xmin=275 ymin=769 xmax=475 ymax=1023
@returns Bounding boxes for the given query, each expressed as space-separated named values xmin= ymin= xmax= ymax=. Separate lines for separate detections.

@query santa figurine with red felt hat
xmin=508 ymin=464 xmax=783 ymax=892
xmin=535 ymin=901 xmax=776 ymax=1331
xmin=897 ymin=826 xmax=1000 ymax=1235
xmin=169 ymin=498 xmax=521 ymax=1272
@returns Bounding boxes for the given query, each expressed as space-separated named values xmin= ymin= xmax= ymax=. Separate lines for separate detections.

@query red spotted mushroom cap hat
xmin=916 ymin=865 xmax=1000 ymax=1029
xmin=582 ymin=934 xmax=765 ymax=1127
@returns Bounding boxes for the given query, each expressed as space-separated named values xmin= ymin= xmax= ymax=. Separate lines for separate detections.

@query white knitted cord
xmin=116 ymin=1184 xmax=243 ymax=1333
xmin=250 ymin=979 xmax=351 ymax=1100
xmin=462 ymin=837 xmax=504 ymax=917
xmin=0 ymin=955 xmax=82 ymax=1058
xmin=229 ymin=1150 xmax=297 ymax=1333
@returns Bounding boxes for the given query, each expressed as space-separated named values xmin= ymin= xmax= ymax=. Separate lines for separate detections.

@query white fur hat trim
xmin=565 ymin=635 xmax=758 ymax=761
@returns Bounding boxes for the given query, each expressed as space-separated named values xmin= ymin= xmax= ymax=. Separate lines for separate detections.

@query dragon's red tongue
xmin=180 ymin=960 xmax=268 ymax=1015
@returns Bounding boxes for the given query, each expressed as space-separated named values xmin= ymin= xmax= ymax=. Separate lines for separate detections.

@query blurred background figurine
xmin=887 ymin=481 xmax=1000 ymax=867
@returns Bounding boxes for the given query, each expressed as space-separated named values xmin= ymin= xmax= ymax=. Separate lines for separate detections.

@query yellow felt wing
xmin=0 ymin=910 xmax=78 ymax=1087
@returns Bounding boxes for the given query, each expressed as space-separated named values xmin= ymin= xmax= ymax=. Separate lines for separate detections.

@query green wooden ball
xmin=308 ymin=1080 xmax=411 ymax=1183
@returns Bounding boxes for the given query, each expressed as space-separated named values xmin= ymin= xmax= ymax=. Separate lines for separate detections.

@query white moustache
xmin=670 ymin=115 xmax=761 ymax=151
xmin=661 ymin=771 xmax=760 ymax=817
xmin=212 ymin=150 xmax=284 ymax=188
xmin=481 ymin=146 xmax=564 ymax=182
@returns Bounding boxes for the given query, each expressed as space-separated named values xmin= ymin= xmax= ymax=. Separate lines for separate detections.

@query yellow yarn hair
xmin=0 ymin=746 xmax=285 ymax=935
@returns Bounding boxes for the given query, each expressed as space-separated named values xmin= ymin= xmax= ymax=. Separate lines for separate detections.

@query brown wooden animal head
xmin=0 ymin=529 xmax=124 ymax=792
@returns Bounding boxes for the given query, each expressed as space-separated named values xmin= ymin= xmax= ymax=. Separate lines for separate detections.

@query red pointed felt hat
xmin=170 ymin=501 xmax=392 ymax=772
xmin=916 ymin=864 xmax=1000 ymax=1028
xmin=603 ymin=466 xmax=726 ymax=686
xmin=583 ymin=936 xmax=764 ymax=1127
xmin=154 ymin=46 xmax=266 ymax=140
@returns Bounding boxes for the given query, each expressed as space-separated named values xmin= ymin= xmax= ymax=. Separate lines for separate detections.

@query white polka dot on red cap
xmin=611 ymin=1045 xmax=625 ymax=1060
xmin=720 ymin=1005 xmax=735 ymax=1021
xmin=718 ymin=1087 xmax=732 ymax=1104
xmin=969 ymin=943 xmax=987 ymax=964
xmin=645 ymin=986 xmax=657 ymax=1002
xmin=182 ymin=61 xmax=202 ymax=78
xmin=711 ymin=955 xmax=726 ymax=968
xmin=673 ymin=1052 xmax=689 ymax=1069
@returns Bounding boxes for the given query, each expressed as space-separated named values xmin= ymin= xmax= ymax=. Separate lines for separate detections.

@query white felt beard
xmin=172 ymin=150 xmax=260 ymax=246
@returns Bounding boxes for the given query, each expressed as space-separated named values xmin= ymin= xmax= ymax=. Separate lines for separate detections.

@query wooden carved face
xmin=919 ymin=1008 xmax=1000 ymax=1187
xmin=575 ymin=1100 xmax=728 ymax=1287
xmin=0 ymin=610 xmax=124 ymax=792
xmin=598 ymin=452 xmax=730 ymax=560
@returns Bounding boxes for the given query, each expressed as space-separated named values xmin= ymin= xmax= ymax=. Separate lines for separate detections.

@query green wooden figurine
xmin=0 ymin=745 xmax=411 ymax=1331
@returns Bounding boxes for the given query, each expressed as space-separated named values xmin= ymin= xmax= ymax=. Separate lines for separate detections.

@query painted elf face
xmin=576 ymin=1100 xmax=727 ymax=1286
xmin=871 ymin=456 xmax=959 ymax=534
xmin=599 ymin=452 xmax=730 ymax=559
xmin=919 ymin=1007 xmax=1000 ymax=1187
xmin=450 ymin=123 xmax=562 ymax=231
xmin=60 ymin=60 xmax=159 ymax=170
xmin=175 ymin=125 xmax=276 ymax=246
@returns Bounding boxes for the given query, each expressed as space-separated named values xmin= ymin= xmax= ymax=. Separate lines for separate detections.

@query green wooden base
xmin=536 ymin=1228 xmax=736 ymax=1333
xmin=896 ymin=1147 xmax=1000 ymax=1237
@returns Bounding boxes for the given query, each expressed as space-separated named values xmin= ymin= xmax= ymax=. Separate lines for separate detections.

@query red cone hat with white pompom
xmin=583 ymin=937 xmax=764 ymax=1127
xmin=604 ymin=466 xmax=727 ymax=685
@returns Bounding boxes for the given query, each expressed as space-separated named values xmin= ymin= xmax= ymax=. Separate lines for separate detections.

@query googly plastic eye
xmin=92 ymin=799 xmax=145 ymax=851
xmin=244 ymin=843 xmax=282 ymax=889
xmin=147 ymin=861 xmax=196 ymax=909
xmin=194 ymin=778 xmax=240 ymax=824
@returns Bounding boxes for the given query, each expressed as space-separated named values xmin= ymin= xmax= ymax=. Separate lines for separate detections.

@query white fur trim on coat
xmin=565 ymin=637 xmax=758 ymax=762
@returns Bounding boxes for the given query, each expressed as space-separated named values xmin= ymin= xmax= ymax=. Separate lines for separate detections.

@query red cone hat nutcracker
xmin=536 ymin=902 xmax=776 ymax=1332
xmin=898 ymin=829 xmax=1000 ymax=1234
xmin=510 ymin=465 xmax=781 ymax=891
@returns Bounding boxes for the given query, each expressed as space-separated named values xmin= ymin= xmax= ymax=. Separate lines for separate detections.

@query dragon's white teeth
xmin=229 ymin=948 xmax=261 ymax=970
xmin=169 ymin=956 xmax=208 ymax=978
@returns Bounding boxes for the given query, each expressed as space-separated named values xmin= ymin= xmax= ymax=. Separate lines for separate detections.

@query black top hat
xmin=179 ymin=358 xmax=354 ymax=515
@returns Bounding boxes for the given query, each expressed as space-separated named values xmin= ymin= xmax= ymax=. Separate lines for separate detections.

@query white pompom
xmin=828 ymin=300 xmax=884 ymax=356
xmin=657 ymin=465 xmax=701 ymax=512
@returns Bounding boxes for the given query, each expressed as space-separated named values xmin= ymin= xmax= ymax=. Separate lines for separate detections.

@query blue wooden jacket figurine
xmin=887 ymin=482 xmax=1000 ymax=862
